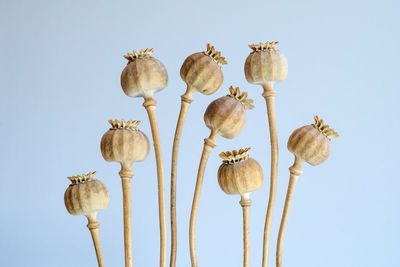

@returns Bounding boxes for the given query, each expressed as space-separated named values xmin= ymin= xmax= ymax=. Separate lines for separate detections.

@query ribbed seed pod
xmin=218 ymin=148 xmax=263 ymax=196
xmin=204 ymin=86 xmax=254 ymax=139
xmin=121 ymin=48 xmax=168 ymax=98
xmin=244 ymin=41 xmax=288 ymax=85
xmin=100 ymin=119 xmax=150 ymax=164
xmin=288 ymin=116 xmax=339 ymax=166
xmin=180 ymin=43 xmax=227 ymax=95
xmin=64 ymin=171 xmax=110 ymax=216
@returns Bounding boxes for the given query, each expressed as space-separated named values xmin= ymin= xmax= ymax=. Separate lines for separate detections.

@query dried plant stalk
xmin=86 ymin=214 xmax=106 ymax=267
xmin=189 ymin=132 xmax=219 ymax=267
xmin=276 ymin=157 xmax=303 ymax=267
xmin=240 ymin=196 xmax=252 ymax=267
xmin=143 ymin=97 xmax=167 ymax=267
xmin=261 ymin=83 xmax=278 ymax=267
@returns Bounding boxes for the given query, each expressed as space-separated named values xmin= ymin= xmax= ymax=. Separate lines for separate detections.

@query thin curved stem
xmin=119 ymin=162 xmax=134 ymax=267
xmin=276 ymin=156 xmax=304 ymax=267
xmin=189 ymin=131 xmax=219 ymax=267
xmin=86 ymin=213 xmax=105 ymax=267
xmin=143 ymin=98 xmax=167 ymax=267
xmin=261 ymin=83 xmax=278 ymax=267
xmin=240 ymin=194 xmax=252 ymax=267
xmin=170 ymin=90 xmax=194 ymax=267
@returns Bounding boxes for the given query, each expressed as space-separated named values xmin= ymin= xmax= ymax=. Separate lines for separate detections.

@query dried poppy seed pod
xmin=100 ymin=119 xmax=150 ymax=164
xmin=64 ymin=171 xmax=109 ymax=267
xmin=244 ymin=41 xmax=288 ymax=86
xmin=204 ymin=86 xmax=254 ymax=139
xmin=180 ymin=43 xmax=227 ymax=98
xmin=218 ymin=148 xmax=263 ymax=196
xmin=121 ymin=48 xmax=168 ymax=98
xmin=64 ymin=171 xmax=110 ymax=216
xmin=288 ymin=116 xmax=339 ymax=166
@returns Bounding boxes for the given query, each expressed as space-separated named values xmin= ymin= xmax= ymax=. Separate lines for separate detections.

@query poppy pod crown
xmin=288 ymin=116 xmax=339 ymax=166
xmin=121 ymin=48 xmax=168 ymax=98
xmin=218 ymin=148 xmax=263 ymax=195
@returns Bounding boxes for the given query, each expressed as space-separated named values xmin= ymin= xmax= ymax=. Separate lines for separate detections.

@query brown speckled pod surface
xmin=218 ymin=148 xmax=263 ymax=195
xmin=288 ymin=116 xmax=339 ymax=166
xmin=204 ymin=86 xmax=254 ymax=139
xmin=180 ymin=43 xmax=226 ymax=95
xmin=121 ymin=48 xmax=168 ymax=98
xmin=244 ymin=41 xmax=288 ymax=85
xmin=101 ymin=119 xmax=150 ymax=164
xmin=64 ymin=172 xmax=110 ymax=216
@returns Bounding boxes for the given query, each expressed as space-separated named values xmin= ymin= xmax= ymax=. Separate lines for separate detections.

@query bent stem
xmin=276 ymin=156 xmax=304 ymax=267
xmin=170 ymin=87 xmax=195 ymax=267
xmin=261 ymin=82 xmax=278 ymax=267
xmin=119 ymin=162 xmax=134 ymax=267
xmin=240 ymin=194 xmax=252 ymax=267
xmin=189 ymin=130 xmax=219 ymax=267
xmin=86 ymin=213 xmax=105 ymax=267
xmin=143 ymin=97 xmax=167 ymax=267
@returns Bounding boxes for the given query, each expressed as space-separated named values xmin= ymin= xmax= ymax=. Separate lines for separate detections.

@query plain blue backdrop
xmin=1 ymin=0 xmax=399 ymax=266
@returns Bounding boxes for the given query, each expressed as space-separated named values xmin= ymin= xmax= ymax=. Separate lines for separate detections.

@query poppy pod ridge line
xmin=276 ymin=116 xmax=339 ymax=267
xmin=189 ymin=86 xmax=254 ymax=267
xmin=64 ymin=171 xmax=110 ymax=267
xmin=244 ymin=41 xmax=288 ymax=267
xmin=100 ymin=119 xmax=150 ymax=267
xmin=170 ymin=43 xmax=227 ymax=267
xmin=121 ymin=48 xmax=168 ymax=267
xmin=218 ymin=148 xmax=263 ymax=267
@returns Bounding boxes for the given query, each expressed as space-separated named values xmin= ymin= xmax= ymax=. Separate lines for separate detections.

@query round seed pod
xmin=288 ymin=116 xmax=339 ymax=166
xmin=244 ymin=41 xmax=288 ymax=85
xmin=121 ymin=48 xmax=168 ymax=98
xmin=204 ymin=86 xmax=254 ymax=139
xmin=64 ymin=172 xmax=110 ymax=216
xmin=180 ymin=43 xmax=227 ymax=95
xmin=100 ymin=119 xmax=150 ymax=164
xmin=218 ymin=148 xmax=263 ymax=195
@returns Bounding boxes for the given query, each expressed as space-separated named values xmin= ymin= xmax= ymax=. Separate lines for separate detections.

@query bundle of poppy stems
xmin=64 ymin=42 xmax=339 ymax=267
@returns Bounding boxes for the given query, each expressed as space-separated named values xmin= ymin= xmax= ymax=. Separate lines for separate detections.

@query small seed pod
xmin=64 ymin=171 xmax=110 ymax=216
xmin=100 ymin=119 xmax=150 ymax=164
xmin=204 ymin=86 xmax=254 ymax=139
xmin=218 ymin=148 xmax=263 ymax=195
xmin=180 ymin=43 xmax=227 ymax=95
xmin=288 ymin=116 xmax=339 ymax=166
xmin=244 ymin=41 xmax=288 ymax=85
xmin=121 ymin=48 xmax=168 ymax=98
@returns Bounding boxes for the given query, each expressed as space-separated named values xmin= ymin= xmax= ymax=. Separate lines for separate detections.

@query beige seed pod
xmin=180 ymin=43 xmax=227 ymax=97
xmin=204 ymin=86 xmax=254 ymax=139
xmin=64 ymin=171 xmax=109 ymax=267
xmin=244 ymin=41 xmax=288 ymax=86
xmin=218 ymin=148 xmax=263 ymax=196
xmin=287 ymin=115 xmax=339 ymax=166
xmin=100 ymin=119 xmax=150 ymax=164
xmin=64 ymin=171 xmax=110 ymax=216
xmin=276 ymin=117 xmax=338 ymax=267
xmin=121 ymin=48 xmax=168 ymax=98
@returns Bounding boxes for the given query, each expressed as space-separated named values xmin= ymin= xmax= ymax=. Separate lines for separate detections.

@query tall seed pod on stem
xmin=218 ymin=148 xmax=263 ymax=267
xmin=100 ymin=120 xmax=150 ymax=267
xmin=276 ymin=116 xmax=339 ymax=267
xmin=244 ymin=41 xmax=288 ymax=267
xmin=189 ymin=86 xmax=254 ymax=267
xmin=64 ymin=171 xmax=110 ymax=267
xmin=120 ymin=48 xmax=168 ymax=267
xmin=170 ymin=43 xmax=227 ymax=267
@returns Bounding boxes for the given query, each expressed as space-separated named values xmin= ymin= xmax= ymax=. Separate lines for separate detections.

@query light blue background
xmin=1 ymin=0 xmax=399 ymax=266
